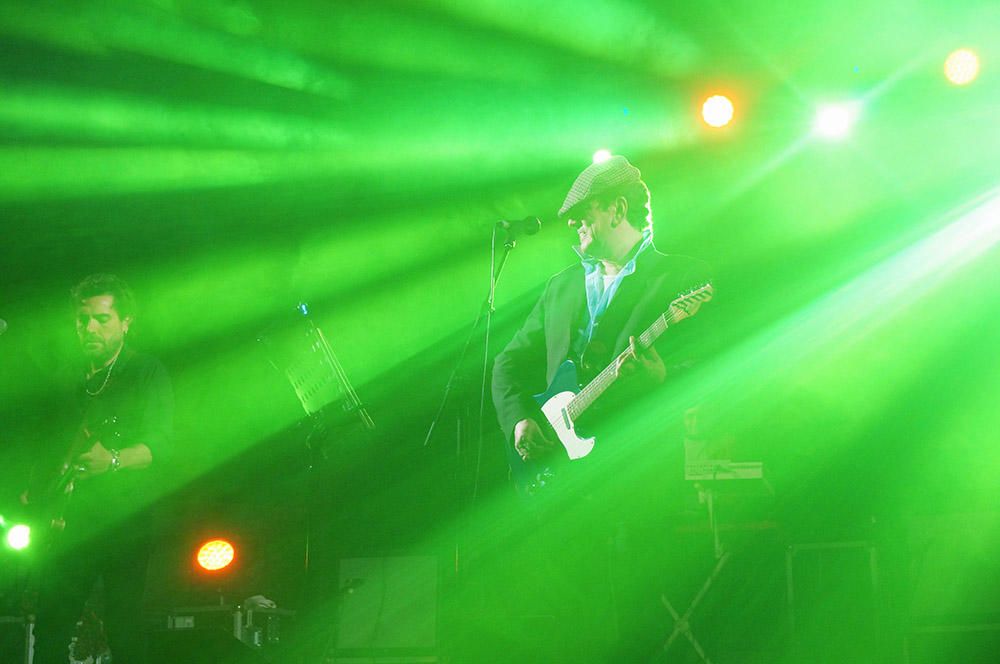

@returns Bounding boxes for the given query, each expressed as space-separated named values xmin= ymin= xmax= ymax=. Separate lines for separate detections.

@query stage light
xmin=813 ymin=102 xmax=861 ymax=141
xmin=6 ymin=524 xmax=30 ymax=551
xmin=196 ymin=539 xmax=235 ymax=571
xmin=945 ymin=49 xmax=980 ymax=86
xmin=701 ymin=95 xmax=734 ymax=128
xmin=592 ymin=149 xmax=612 ymax=164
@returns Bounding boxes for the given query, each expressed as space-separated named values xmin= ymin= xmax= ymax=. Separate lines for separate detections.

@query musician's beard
xmin=82 ymin=336 xmax=123 ymax=368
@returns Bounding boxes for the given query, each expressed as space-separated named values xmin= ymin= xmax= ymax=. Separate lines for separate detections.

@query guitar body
xmin=534 ymin=360 xmax=595 ymax=461
xmin=510 ymin=361 xmax=595 ymax=496
xmin=28 ymin=415 xmax=122 ymax=540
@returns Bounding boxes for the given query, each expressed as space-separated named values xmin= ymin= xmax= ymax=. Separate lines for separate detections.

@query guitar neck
xmin=566 ymin=312 xmax=673 ymax=421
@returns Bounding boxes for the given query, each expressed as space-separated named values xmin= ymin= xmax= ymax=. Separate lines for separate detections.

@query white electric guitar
xmin=519 ymin=283 xmax=714 ymax=492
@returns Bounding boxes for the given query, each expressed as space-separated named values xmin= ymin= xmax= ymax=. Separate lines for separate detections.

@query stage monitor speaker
xmin=786 ymin=541 xmax=879 ymax=663
xmin=904 ymin=625 xmax=1000 ymax=664
xmin=148 ymin=628 xmax=269 ymax=664
xmin=907 ymin=511 xmax=1000 ymax=619
xmin=0 ymin=616 xmax=29 ymax=664
xmin=333 ymin=555 xmax=437 ymax=653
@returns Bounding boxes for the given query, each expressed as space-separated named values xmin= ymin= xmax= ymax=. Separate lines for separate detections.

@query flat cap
xmin=558 ymin=155 xmax=642 ymax=217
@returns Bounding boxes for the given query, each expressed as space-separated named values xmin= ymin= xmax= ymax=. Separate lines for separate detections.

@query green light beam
xmin=419 ymin=0 xmax=703 ymax=76
xmin=0 ymin=1 xmax=351 ymax=97
xmin=0 ymin=83 xmax=350 ymax=152
xmin=651 ymin=183 xmax=1000 ymax=443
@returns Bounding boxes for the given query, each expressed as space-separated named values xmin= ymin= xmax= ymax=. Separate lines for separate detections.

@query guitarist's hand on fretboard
xmin=75 ymin=441 xmax=114 ymax=479
xmin=614 ymin=335 xmax=667 ymax=385
xmin=513 ymin=418 xmax=556 ymax=461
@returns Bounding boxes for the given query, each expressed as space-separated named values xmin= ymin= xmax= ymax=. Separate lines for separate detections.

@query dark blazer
xmin=492 ymin=248 xmax=711 ymax=442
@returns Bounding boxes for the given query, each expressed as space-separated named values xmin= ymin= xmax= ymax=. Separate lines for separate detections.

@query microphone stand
xmin=423 ymin=225 xmax=519 ymax=584
xmin=424 ymin=225 xmax=517 ymax=459
xmin=421 ymin=223 xmax=528 ymax=664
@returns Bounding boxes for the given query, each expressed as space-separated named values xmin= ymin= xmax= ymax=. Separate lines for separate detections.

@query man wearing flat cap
xmin=493 ymin=155 xmax=710 ymax=468
xmin=490 ymin=155 xmax=711 ymax=660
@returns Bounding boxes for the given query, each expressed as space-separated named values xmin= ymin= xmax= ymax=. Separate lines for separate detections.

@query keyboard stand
xmin=656 ymin=460 xmax=766 ymax=662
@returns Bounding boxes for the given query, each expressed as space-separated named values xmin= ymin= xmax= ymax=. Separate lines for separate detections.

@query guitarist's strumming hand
xmin=513 ymin=418 xmax=556 ymax=461
xmin=614 ymin=335 xmax=666 ymax=385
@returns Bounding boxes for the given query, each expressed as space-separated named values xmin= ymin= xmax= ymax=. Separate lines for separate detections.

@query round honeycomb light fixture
xmin=196 ymin=539 xmax=235 ymax=571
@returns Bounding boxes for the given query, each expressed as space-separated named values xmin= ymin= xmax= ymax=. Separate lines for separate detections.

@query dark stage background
xmin=2 ymin=2 xmax=1000 ymax=662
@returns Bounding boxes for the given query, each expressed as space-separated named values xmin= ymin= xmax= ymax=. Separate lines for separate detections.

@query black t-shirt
xmin=63 ymin=346 xmax=173 ymax=540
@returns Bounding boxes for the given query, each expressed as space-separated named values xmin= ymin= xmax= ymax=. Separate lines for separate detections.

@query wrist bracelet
xmin=109 ymin=448 xmax=122 ymax=472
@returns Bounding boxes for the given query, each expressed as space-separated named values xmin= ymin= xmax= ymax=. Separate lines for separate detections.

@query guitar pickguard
xmin=533 ymin=360 xmax=595 ymax=461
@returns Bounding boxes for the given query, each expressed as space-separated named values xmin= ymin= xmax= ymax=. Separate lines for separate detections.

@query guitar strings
xmin=566 ymin=287 xmax=712 ymax=419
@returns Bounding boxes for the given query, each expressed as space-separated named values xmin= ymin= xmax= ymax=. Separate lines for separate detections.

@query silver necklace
xmin=85 ymin=349 xmax=121 ymax=396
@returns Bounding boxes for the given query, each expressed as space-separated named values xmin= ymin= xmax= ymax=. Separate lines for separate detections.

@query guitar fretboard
xmin=564 ymin=285 xmax=712 ymax=421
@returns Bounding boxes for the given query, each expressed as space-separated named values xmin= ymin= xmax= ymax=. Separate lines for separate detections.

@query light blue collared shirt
xmin=572 ymin=231 xmax=654 ymax=357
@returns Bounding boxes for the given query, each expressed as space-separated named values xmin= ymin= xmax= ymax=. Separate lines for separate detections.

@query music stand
xmin=281 ymin=304 xmax=373 ymax=429
xmin=260 ymin=304 xmax=374 ymax=581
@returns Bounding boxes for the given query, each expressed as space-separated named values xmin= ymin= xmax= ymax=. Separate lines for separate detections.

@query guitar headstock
xmin=668 ymin=282 xmax=714 ymax=322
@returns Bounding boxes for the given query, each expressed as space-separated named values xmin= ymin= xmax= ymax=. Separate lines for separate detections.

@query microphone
xmin=496 ymin=216 xmax=541 ymax=236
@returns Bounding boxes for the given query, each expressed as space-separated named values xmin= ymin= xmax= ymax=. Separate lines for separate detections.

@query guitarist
xmin=493 ymin=155 xmax=711 ymax=470
xmin=29 ymin=274 xmax=173 ymax=664
xmin=490 ymin=155 xmax=711 ymax=660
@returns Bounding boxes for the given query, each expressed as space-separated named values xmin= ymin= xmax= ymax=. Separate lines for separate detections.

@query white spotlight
xmin=592 ymin=149 xmax=612 ymax=164
xmin=813 ymin=102 xmax=861 ymax=141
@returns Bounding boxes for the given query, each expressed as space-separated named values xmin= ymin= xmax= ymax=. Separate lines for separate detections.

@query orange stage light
xmin=196 ymin=538 xmax=236 ymax=571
